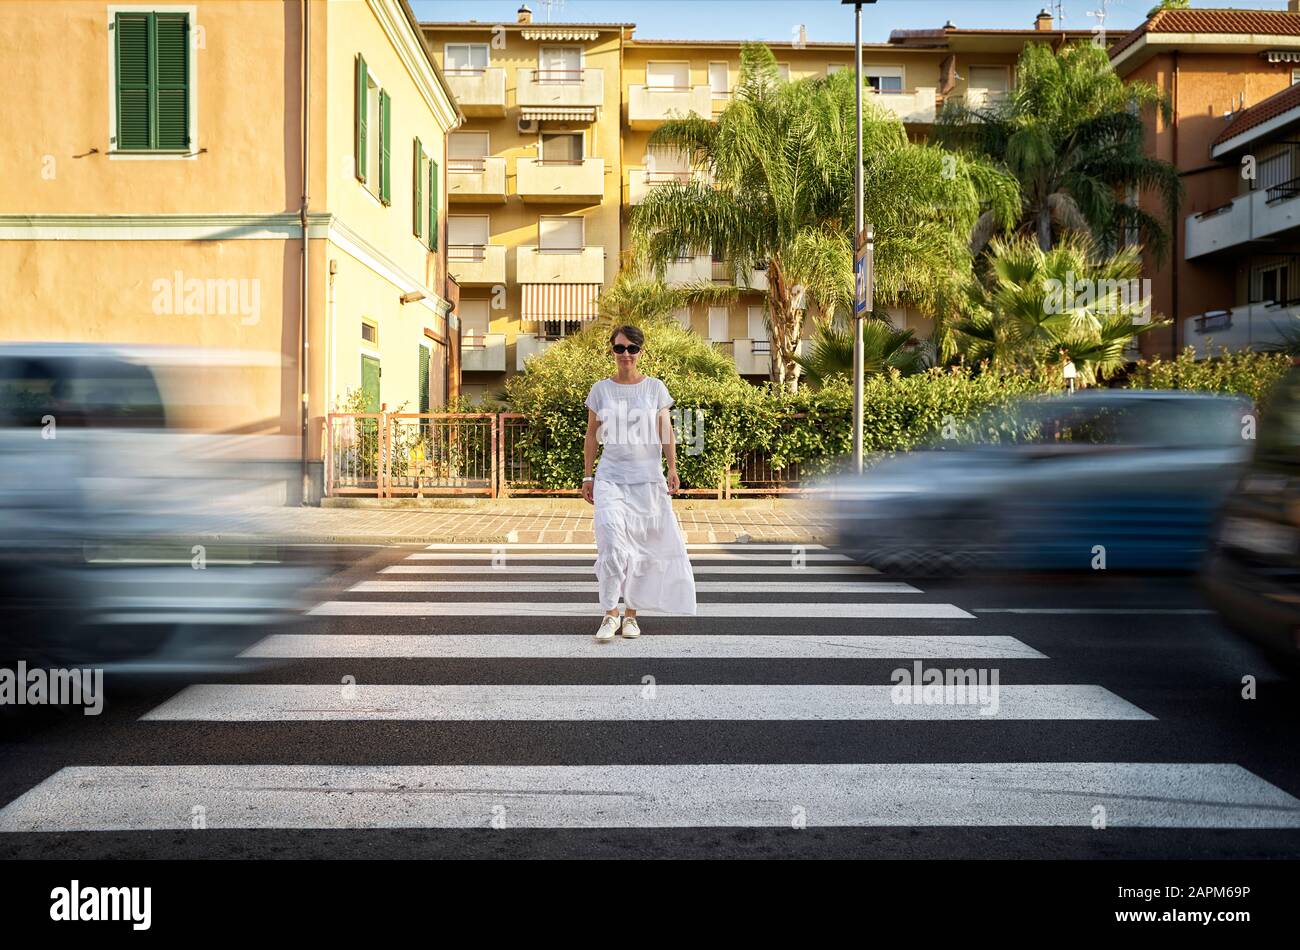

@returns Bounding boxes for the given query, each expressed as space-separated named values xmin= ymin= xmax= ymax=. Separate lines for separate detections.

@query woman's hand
xmin=667 ymin=470 xmax=680 ymax=495
xmin=582 ymin=479 xmax=594 ymax=504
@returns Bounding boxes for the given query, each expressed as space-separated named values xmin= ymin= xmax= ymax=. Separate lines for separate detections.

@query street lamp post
xmin=844 ymin=0 xmax=877 ymax=474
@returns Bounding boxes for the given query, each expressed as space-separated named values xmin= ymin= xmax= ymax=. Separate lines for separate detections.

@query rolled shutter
xmin=413 ymin=137 xmax=423 ymax=238
xmin=154 ymin=13 xmax=189 ymax=149
xmin=379 ymin=90 xmax=391 ymax=205
xmin=355 ymin=54 xmax=367 ymax=182
xmin=115 ymin=14 xmax=150 ymax=150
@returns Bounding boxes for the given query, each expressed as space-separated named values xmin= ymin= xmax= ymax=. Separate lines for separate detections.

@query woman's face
xmin=612 ymin=333 xmax=641 ymax=373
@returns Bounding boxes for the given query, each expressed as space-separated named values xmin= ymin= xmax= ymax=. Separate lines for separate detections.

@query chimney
xmin=1035 ymin=9 xmax=1054 ymax=31
xmin=517 ymin=4 xmax=532 ymax=24
xmin=798 ymin=24 xmax=807 ymax=47
xmin=1291 ymin=0 xmax=1300 ymax=12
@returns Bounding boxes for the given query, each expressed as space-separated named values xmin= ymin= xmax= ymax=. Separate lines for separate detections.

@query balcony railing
xmin=448 ymin=156 xmax=506 ymax=202
xmin=443 ymin=67 xmax=507 ymax=116
xmin=628 ymin=168 xmax=697 ymax=204
xmin=516 ymin=245 xmax=605 ymax=284
xmin=628 ymin=84 xmax=712 ymax=128
xmin=516 ymin=156 xmax=605 ymax=203
xmin=447 ymin=244 xmax=506 ymax=286
xmin=1182 ymin=300 xmax=1300 ymax=355
xmin=1266 ymin=176 xmax=1300 ymax=205
xmin=517 ymin=67 xmax=604 ymax=108
xmin=460 ymin=332 xmax=506 ymax=373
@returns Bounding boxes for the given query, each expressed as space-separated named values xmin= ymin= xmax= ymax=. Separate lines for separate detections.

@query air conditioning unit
xmin=517 ymin=116 xmax=539 ymax=134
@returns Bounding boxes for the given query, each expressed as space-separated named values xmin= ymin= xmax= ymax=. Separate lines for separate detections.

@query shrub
xmin=1126 ymin=345 xmax=1292 ymax=406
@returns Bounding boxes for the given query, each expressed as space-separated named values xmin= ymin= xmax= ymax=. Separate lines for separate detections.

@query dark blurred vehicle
xmin=831 ymin=390 xmax=1254 ymax=574
xmin=0 ymin=344 xmax=321 ymax=674
xmin=1201 ymin=367 xmax=1300 ymax=664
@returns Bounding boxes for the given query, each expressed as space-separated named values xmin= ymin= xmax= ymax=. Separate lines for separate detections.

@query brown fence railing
xmin=324 ymin=411 xmax=835 ymax=498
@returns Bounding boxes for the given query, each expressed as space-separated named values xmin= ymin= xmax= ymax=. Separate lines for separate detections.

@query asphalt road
xmin=1 ymin=541 xmax=1298 ymax=859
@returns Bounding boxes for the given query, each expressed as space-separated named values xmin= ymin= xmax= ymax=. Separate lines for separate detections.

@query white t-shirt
xmin=585 ymin=375 xmax=674 ymax=483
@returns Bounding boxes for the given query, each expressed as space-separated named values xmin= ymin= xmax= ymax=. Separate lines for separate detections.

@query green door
xmin=418 ymin=345 xmax=431 ymax=415
xmin=361 ymin=355 xmax=381 ymax=413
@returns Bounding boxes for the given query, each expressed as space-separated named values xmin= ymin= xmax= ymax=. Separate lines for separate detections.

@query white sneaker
xmin=595 ymin=615 xmax=621 ymax=642
xmin=620 ymin=616 xmax=641 ymax=639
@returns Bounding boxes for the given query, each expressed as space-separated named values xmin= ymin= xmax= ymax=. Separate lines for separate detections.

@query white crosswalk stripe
xmin=5 ymin=541 xmax=1299 ymax=839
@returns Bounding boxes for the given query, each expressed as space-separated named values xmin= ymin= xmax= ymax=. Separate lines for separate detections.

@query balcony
xmin=447 ymin=244 xmax=506 ymax=286
xmin=517 ymin=67 xmax=604 ymax=109
xmin=448 ymin=157 xmax=506 ymax=202
xmin=628 ymin=84 xmax=712 ymax=129
xmin=516 ymin=157 xmax=605 ymax=203
xmin=443 ymin=68 xmax=507 ymax=116
xmin=516 ymin=333 xmax=569 ymax=371
xmin=729 ymin=338 xmax=804 ymax=375
xmin=1186 ymin=183 xmax=1300 ymax=259
xmin=1182 ymin=301 xmax=1300 ymax=355
xmin=460 ymin=332 xmax=506 ymax=372
xmin=961 ymin=87 xmax=1009 ymax=110
xmin=628 ymin=168 xmax=706 ymax=204
xmin=516 ymin=245 xmax=605 ymax=284
xmin=664 ymin=255 xmax=711 ymax=286
xmin=864 ymin=87 xmax=938 ymax=124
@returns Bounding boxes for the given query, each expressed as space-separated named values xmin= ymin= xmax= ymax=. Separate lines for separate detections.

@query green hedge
xmin=1126 ymin=346 xmax=1292 ymax=405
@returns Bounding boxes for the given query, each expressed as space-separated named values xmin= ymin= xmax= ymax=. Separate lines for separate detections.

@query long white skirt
xmin=593 ymin=476 xmax=697 ymax=615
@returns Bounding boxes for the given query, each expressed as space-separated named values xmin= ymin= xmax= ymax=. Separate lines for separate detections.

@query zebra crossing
xmin=2 ymin=541 xmax=1300 ymax=837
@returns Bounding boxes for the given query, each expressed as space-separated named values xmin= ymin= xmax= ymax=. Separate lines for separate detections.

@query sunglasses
xmin=612 ymin=344 xmax=641 ymax=354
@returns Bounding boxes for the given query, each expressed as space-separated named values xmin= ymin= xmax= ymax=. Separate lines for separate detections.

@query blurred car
xmin=1201 ymin=367 xmax=1300 ymax=664
xmin=830 ymin=390 xmax=1254 ymax=574
xmin=0 ymin=343 xmax=321 ymax=673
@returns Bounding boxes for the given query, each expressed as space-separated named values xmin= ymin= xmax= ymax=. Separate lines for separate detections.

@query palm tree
xmin=795 ymin=314 xmax=929 ymax=387
xmin=629 ymin=42 xmax=1018 ymax=392
xmin=952 ymin=233 xmax=1167 ymax=385
xmin=936 ymin=41 xmax=1181 ymax=260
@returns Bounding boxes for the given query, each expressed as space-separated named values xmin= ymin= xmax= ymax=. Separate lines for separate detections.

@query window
xmin=412 ymin=137 xmax=437 ymax=248
xmin=647 ymin=61 xmax=689 ymax=90
xmin=775 ymin=63 xmax=791 ymax=83
xmin=826 ymin=64 xmax=848 ymax=76
xmin=448 ymin=132 xmax=490 ymax=172
xmin=459 ymin=299 xmax=491 ymax=341
xmin=968 ymin=65 xmax=1010 ymax=93
xmin=1293 ymin=68 xmax=1300 ymax=86
xmin=539 ymin=216 xmax=583 ymax=252
xmin=541 ymin=132 xmax=583 ymax=163
xmin=354 ymin=55 xmax=391 ymax=204
xmin=1259 ymin=263 xmax=1291 ymax=304
xmin=709 ymin=62 xmax=729 ymax=98
xmin=112 ymin=11 xmax=192 ymax=152
xmin=445 ymin=43 xmax=488 ymax=73
xmin=747 ymin=306 xmax=767 ymax=341
xmin=646 ymin=144 xmax=689 ymax=183
xmin=864 ymin=65 xmax=904 ymax=94
xmin=448 ymin=216 xmax=489 ymax=260
xmin=361 ymin=320 xmax=378 ymax=345
xmin=539 ymin=46 xmax=581 ymax=84
xmin=671 ymin=306 xmax=691 ymax=329
xmin=708 ymin=307 xmax=730 ymax=341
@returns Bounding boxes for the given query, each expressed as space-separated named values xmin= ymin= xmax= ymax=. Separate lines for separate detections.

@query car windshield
xmin=1256 ymin=369 xmax=1300 ymax=467
xmin=0 ymin=357 xmax=166 ymax=429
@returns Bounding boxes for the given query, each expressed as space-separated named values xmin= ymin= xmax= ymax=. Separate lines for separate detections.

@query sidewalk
xmin=204 ymin=497 xmax=834 ymax=545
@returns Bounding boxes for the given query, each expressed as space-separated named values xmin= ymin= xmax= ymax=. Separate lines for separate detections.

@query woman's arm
xmin=582 ymin=407 xmax=599 ymax=504
xmin=658 ymin=405 xmax=678 ymax=490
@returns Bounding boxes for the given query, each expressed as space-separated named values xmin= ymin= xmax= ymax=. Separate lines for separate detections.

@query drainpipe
xmin=299 ymin=0 xmax=311 ymax=503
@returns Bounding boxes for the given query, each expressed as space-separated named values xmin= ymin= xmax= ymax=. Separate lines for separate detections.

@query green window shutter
xmin=355 ymin=54 xmax=367 ymax=182
xmin=428 ymin=156 xmax=438 ymax=251
xmin=114 ymin=14 xmax=150 ymax=150
xmin=379 ymin=90 xmax=392 ymax=205
xmin=154 ymin=13 xmax=190 ymax=149
xmin=418 ymin=345 xmax=431 ymax=415
xmin=413 ymin=138 xmax=423 ymax=238
xmin=361 ymin=355 xmax=381 ymax=414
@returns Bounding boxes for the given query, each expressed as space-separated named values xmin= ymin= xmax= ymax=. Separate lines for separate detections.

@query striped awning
xmin=520 ymin=106 xmax=597 ymax=122
xmin=522 ymin=283 xmax=601 ymax=328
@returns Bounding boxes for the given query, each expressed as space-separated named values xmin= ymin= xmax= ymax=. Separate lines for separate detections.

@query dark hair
xmin=608 ymin=325 xmax=645 ymax=348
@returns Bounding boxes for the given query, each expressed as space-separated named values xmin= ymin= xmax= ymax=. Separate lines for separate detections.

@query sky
xmin=411 ymin=0 xmax=1299 ymax=44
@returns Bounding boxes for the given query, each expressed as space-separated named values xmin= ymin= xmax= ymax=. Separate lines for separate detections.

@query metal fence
xmin=324 ymin=411 xmax=835 ymax=498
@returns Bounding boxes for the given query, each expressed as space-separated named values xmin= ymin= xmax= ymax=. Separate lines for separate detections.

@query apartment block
xmin=0 ymin=0 xmax=461 ymax=496
xmin=1112 ymin=4 xmax=1300 ymax=357
xmin=424 ymin=6 xmax=1093 ymax=398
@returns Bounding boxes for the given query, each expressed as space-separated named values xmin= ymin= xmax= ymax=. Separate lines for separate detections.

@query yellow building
xmin=0 ymin=0 xmax=462 ymax=500
xmin=424 ymin=6 xmax=1089 ymax=398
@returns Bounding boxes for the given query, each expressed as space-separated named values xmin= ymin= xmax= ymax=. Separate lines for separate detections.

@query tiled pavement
xmin=203 ymin=497 xmax=834 ymax=545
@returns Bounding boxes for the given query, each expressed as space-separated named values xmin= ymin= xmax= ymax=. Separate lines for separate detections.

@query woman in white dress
xmin=582 ymin=325 xmax=698 ymax=641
